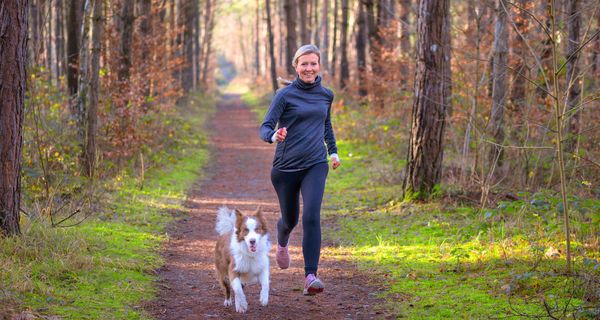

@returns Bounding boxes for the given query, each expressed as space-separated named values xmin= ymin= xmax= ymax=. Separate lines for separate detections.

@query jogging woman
xmin=260 ymin=44 xmax=340 ymax=296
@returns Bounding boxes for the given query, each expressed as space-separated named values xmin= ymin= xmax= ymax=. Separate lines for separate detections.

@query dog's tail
xmin=215 ymin=206 xmax=235 ymax=235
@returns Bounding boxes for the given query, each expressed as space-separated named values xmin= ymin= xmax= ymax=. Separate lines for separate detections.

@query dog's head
xmin=234 ymin=207 xmax=269 ymax=254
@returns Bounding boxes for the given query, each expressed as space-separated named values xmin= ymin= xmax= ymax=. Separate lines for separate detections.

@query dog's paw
xmin=235 ymin=297 xmax=248 ymax=313
xmin=260 ymin=294 xmax=269 ymax=306
xmin=223 ymin=298 xmax=232 ymax=307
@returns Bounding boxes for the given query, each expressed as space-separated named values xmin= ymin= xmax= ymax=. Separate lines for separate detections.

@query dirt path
xmin=146 ymin=94 xmax=389 ymax=319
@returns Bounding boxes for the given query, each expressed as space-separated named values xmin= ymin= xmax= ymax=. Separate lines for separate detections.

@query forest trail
xmin=145 ymin=94 xmax=389 ymax=319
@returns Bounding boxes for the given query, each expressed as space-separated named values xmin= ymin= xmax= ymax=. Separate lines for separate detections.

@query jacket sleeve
xmin=323 ymin=99 xmax=338 ymax=155
xmin=260 ymin=91 xmax=286 ymax=143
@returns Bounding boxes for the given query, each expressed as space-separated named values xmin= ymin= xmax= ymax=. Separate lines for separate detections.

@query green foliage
xmin=323 ymin=139 xmax=600 ymax=319
xmin=1 ymin=91 xmax=214 ymax=318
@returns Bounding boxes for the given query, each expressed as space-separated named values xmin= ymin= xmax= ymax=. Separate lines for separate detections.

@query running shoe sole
xmin=303 ymin=278 xmax=324 ymax=296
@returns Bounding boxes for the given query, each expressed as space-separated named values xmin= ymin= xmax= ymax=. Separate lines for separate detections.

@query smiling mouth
xmin=249 ymin=244 xmax=257 ymax=252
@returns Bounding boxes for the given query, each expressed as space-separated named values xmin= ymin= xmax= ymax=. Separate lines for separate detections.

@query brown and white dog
xmin=214 ymin=206 xmax=271 ymax=313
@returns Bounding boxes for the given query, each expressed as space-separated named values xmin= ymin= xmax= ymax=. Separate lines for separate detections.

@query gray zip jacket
xmin=260 ymin=76 xmax=338 ymax=171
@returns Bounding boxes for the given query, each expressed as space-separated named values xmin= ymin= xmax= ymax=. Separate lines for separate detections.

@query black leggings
xmin=271 ymin=162 xmax=329 ymax=276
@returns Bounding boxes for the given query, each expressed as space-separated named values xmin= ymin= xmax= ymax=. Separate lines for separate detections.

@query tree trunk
xmin=0 ymin=0 xmax=28 ymax=237
xmin=489 ymin=0 xmax=508 ymax=168
xmin=313 ymin=0 xmax=320 ymax=48
xmin=55 ymin=0 xmax=64 ymax=81
xmin=182 ymin=0 xmax=195 ymax=92
xmin=564 ymin=0 xmax=581 ymax=153
xmin=399 ymin=0 xmax=411 ymax=87
xmin=255 ymin=0 xmax=261 ymax=77
xmin=402 ymin=0 xmax=450 ymax=199
xmin=509 ymin=0 xmax=529 ymax=118
xmin=67 ymin=0 xmax=82 ymax=96
xmin=138 ymin=0 xmax=153 ymax=102
xmin=356 ymin=2 xmax=367 ymax=96
xmin=442 ymin=1 xmax=452 ymax=117
xmin=29 ymin=0 xmax=40 ymax=64
xmin=75 ymin=0 xmax=92 ymax=160
xmin=330 ymin=0 xmax=338 ymax=77
xmin=266 ymin=0 xmax=278 ymax=92
xmin=299 ymin=0 xmax=309 ymax=44
xmin=339 ymin=0 xmax=349 ymax=89
xmin=284 ymin=0 xmax=298 ymax=75
xmin=201 ymin=0 xmax=215 ymax=87
xmin=364 ymin=0 xmax=381 ymax=77
xmin=118 ymin=0 xmax=135 ymax=84
xmin=84 ymin=0 xmax=103 ymax=178
xmin=320 ymin=0 xmax=329 ymax=71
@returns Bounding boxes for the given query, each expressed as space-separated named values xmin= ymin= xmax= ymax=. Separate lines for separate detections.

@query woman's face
xmin=295 ymin=53 xmax=320 ymax=84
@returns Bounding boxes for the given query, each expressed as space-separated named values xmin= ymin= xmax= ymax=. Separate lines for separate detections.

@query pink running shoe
xmin=276 ymin=243 xmax=291 ymax=269
xmin=303 ymin=274 xmax=324 ymax=296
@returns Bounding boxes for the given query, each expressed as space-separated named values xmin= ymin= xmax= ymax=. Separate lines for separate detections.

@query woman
xmin=260 ymin=44 xmax=340 ymax=296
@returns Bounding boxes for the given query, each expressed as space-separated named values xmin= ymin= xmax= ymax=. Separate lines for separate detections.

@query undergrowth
xmin=0 ymin=92 xmax=215 ymax=319
xmin=323 ymin=139 xmax=600 ymax=319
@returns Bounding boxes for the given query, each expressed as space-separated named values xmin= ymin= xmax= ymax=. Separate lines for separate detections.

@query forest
xmin=1 ymin=0 xmax=599 ymax=318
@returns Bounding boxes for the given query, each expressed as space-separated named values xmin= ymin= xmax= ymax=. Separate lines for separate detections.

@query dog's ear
xmin=234 ymin=209 xmax=244 ymax=235
xmin=256 ymin=207 xmax=269 ymax=234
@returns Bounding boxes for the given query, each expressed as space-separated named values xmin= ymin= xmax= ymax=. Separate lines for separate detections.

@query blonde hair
xmin=292 ymin=44 xmax=321 ymax=68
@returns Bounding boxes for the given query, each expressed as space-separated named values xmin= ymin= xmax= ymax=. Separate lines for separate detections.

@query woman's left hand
xmin=331 ymin=154 xmax=341 ymax=170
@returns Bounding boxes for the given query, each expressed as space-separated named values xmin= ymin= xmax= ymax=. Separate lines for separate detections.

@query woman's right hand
xmin=275 ymin=127 xmax=287 ymax=142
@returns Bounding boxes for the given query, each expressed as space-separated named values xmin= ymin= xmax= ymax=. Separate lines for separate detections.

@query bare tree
xmin=403 ymin=0 xmax=450 ymax=199
xmin=0 ymin=0 xmax=28 ymax=236
xmin=339 ymin=0 xmax=349 ymax=88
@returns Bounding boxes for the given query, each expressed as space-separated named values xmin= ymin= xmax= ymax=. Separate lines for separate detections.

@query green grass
xmin=0 ymin=92 xmax=215 ymax=319
xmin=322 ymin=140 xmax=600 ymax=319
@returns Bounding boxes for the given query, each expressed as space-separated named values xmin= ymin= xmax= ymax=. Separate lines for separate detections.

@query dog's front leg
xmin=259 ymin=268 xmax=269 ymax=306
xmin=231 ymin=277 xmax=248 ymax=313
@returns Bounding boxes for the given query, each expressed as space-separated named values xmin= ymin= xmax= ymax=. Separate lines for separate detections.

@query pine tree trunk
xmin=84 ymin=0 xmax=103 ymax=178
xmin=402 ymin=0 xmax=450 ymax=199
xmin=489 ymin=0 xmax=508 ymax=168
xmin=399 ymin=0 xmax=411 ymax=87
xmin=67 ymin=0 xmax=82 ymax=97
xmin=330 ymin=0 xmax=338 ymax=77
xmin=284 ymin=0 xmax=298 ymax=75
xmin=182 ymin=0 xmax=195 ymax=92
xmin=564 ymin=0 xmax=581 ymax=153
xmin=339 ymin=0 xmax=349 ymax=89
xmin=356 ymin=2 xmax=367 ymax=96
xmin=266 ymin=0 xmax=279 ymax=92
xmin=1 ymin=0 xmax=28 ymax=237
xmin=138 ymin=0 xmax=153 ymax=101
xmin=320 ymin=0 xmax=329 ymax=71
xmin=255 ymin=0 xmax=261 ymax=77
xmin=118 ymin=0 xmax=135 ymax=84
xmin=509 ymin=0 xmax=529 ymax=119
xmin=201 ymin=0 xmax=215 ymax=87
xmin=299 ymin=0 xmax=309 ymax=44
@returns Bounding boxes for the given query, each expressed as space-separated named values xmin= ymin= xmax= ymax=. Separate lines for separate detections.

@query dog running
xmin=214 ymin=206 xmax=271 ymax=313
